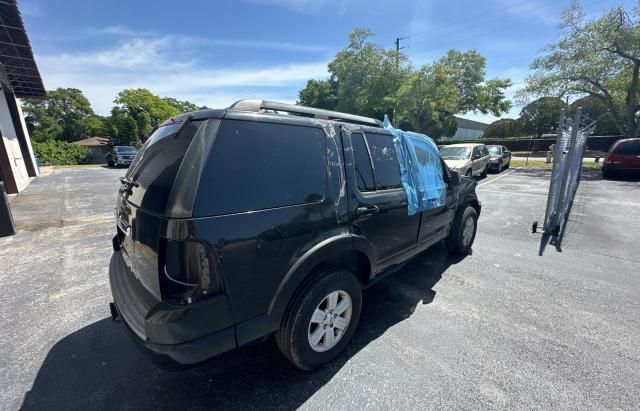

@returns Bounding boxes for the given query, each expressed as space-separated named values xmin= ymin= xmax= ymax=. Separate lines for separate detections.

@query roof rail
xmin=227 ymin=99 xmax=383 ymax=128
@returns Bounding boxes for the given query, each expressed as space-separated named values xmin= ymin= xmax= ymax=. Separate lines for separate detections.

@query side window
xmin=472 ymin=146 xmax=480 ymax=158
xmin=365 ymin=133 xmax=402 ymax=190
xmin=351 ymin=133 xmax=375 ymax=192
xmin=482 ymin=146 xmax=489 ymax=156
xmin=194 ymin=120 xmax=326 ymax=216
xmin=614 ymin=140 xmax=640 ymax=155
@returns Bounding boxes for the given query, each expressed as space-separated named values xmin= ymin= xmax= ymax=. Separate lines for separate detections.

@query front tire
xmin=446 ymin=206 xmax=478 ymax=255
xmin=276 ymin=269 xmax=362 ymax=370
xmin=107 ymin=160 xmax=114 ymax=167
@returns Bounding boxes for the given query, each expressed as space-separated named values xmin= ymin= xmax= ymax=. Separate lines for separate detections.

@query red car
xmin=602 ymin=138 xmax=640 ymax=178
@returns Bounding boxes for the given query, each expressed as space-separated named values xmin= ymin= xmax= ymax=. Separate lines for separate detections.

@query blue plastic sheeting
xmin=383 ymin=115 xmax=446 ymax=215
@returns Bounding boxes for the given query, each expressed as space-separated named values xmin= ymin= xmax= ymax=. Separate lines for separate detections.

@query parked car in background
xmin=602 ymin=138 xmax=640 ymax=178
xmin=109 ymin=100 xmax=481 ymax=371
xmin=439 ymin=143 xmax=490 ymax=177
xmin=487 ymin=145 xmax=511 ymax=173
xmin=107 ymin=146 xmax=138 ymax=168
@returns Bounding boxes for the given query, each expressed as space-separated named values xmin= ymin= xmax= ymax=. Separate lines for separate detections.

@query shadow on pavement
xmin=21 ymin=243 xmax=466 ymax=410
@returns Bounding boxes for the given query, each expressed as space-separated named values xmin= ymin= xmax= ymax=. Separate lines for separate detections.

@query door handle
xmin=356 ymin=205 xmax=379 ymax=216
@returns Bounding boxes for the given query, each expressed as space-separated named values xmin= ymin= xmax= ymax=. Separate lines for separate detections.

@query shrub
xmin=33 ymin=140 xmax=91 ymax=165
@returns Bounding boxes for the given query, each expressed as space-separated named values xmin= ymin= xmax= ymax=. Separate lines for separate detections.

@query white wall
xmin=15 ymin=97 xmax=39 ymax=176
xmin=0 ymin=89 xmax=30 ymax=191
xmin=453 ymin=127 xmax=484 ymax=140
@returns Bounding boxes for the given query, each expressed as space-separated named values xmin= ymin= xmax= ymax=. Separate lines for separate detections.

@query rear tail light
xmin=161 ymin=240 xmax=221 ymax=303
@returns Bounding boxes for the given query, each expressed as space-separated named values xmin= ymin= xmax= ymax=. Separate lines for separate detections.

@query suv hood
xmin=444 ymin=159 xmax=471 ymax=170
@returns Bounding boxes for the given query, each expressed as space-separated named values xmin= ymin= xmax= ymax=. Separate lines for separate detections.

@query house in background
xmin=72 ymin=136 xmax=110 ymax=164
xmin=0 ymin=0 xmax=46 ymax=194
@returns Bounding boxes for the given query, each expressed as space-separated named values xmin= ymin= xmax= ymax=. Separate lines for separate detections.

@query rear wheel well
xmin=309 ymin=250 xmax=372 ymax=286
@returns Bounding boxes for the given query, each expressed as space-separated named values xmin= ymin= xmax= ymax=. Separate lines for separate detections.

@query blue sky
xmin=21 ymin=0 xmax=628 ymax=123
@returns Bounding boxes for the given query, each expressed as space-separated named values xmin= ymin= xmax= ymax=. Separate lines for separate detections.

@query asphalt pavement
xmin=1 ymin=166 xmax=639 ymax=410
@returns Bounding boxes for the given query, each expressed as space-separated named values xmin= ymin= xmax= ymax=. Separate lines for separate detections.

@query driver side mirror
xmin=449 ymin=170 xmax=460 ymax=185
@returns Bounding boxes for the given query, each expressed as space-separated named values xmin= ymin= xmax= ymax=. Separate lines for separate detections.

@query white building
xmin=447 ymin=117 xmax=489 ymax=140
xmin=0 ymin=0 xmax=45 ymax=194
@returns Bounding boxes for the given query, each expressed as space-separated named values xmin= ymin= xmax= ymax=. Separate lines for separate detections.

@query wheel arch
xmin=267 ymin=234 xmax=376 ymax=319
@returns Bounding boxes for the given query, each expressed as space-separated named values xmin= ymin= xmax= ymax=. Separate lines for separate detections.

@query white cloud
xmin=93 ymin=25 xmax=156 ymax=37
xmin=91 ymin=26 xmax=329 ymax=53
xmin=36 ymin=36 xmax=329 ymax=114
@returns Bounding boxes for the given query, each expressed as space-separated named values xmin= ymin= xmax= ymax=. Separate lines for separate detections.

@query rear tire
xmin=446 ymin=206 xmax=478 ymax=255
xmin=276 ymin=269 xmax=362 ymax=370
xmin=465 ymin=169 xmax=472 ymax=177
xmin=481 ymin=164 xmax=489 ymax=178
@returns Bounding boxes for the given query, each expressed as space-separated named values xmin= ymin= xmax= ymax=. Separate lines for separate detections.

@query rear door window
xmin=614 ymin=140 xmax=640 ymax=155
xmin=365 ymin=133 xmax=402 ymax=190
xmin=194 ymin=120 xmax=326 ymax=216
xmin=351 ymin=133 xmax=375 ymax=192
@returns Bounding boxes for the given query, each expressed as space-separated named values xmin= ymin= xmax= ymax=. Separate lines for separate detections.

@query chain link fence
xmin=537 ymin=108 xmax=596 ymax=254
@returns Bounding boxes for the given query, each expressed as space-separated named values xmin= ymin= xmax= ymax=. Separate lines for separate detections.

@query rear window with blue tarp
xmin=383 ymin=115 xmax=446 ymax=215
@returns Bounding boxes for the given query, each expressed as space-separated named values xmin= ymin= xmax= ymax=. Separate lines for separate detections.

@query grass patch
xmin=510 ymin=159 xmax=602 ymax=170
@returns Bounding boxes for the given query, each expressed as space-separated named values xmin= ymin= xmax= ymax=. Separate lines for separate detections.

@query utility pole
xmin=393 ymin=37 xmax=407 ymax=124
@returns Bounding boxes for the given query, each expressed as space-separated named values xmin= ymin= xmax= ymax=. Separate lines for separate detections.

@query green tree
xmin=298 ymin=79 xmax=338 ymax=110
xmin=108 ymin=115 xmax=139 ymax=146
xmin=162 ymin=97 xmax=201 ymax=113
xmin=113 ymin=89 xmax=180 ymax=141
xmin=519 ymin=97 xmax=567 ymax=137
xmin=298 ymin=29 xmax=511 ymax=138
xmin=299 ymin=28 xmax=410 ymax=120
xmin=483 ymin=118 xmax=526 ymax=138
xmin=22 ymin=88 xmax=100 ymax=142
xmin=520 ymin=1 xmax=640 ymax=137
xmin=396 ymin=50 xmax=512 ymax=138
xmin=570 ymin=95 xmax=620 ymax=135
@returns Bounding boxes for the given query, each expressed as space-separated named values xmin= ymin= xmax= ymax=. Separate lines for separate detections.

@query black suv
xmin=109 ymin=100 xmax=481 ymax=370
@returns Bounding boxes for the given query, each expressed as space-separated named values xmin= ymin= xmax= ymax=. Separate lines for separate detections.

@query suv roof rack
xmin=227 ymin=99 xmax=383 ymax=128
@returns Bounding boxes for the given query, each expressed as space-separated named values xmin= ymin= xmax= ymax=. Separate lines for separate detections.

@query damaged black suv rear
xmin=109 ymin=100 xmax=480 ymax=370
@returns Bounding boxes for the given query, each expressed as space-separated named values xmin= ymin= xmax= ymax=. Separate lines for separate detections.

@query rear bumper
xmin=108 ymin=251 xmax=237 ymax=366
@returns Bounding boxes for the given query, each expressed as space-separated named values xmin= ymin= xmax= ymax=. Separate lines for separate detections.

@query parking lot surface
xmin=1 ymin=166 xmax=639 ymax=410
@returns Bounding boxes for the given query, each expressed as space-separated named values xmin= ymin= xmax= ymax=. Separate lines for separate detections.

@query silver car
xmin=439 ymin=143 xmax=491 ymax=178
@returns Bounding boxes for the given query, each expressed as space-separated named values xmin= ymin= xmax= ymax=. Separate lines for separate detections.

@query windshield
xmin=439 ymin=146 xmax=471 ymax=160
xmin=488 ymin=146 xmax=502 ymax=155
xmin=116 ymin=146 xmax=137 ymax=153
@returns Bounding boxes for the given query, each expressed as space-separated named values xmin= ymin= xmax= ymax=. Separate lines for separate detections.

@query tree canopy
xmin=519 ymin=97 xmax=567 ymax=137
xmin=22 ymin=88 xmax=102 ymax=142
xmin=22 ymin=87 xmax=203 ymax=145
xmin=483 ymin=118 xmax=526 ymax=138
xmin=520 ymin=1 xmax=640 ymax=137
xmin=298 ymin=29 xmax=512 ymax=139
